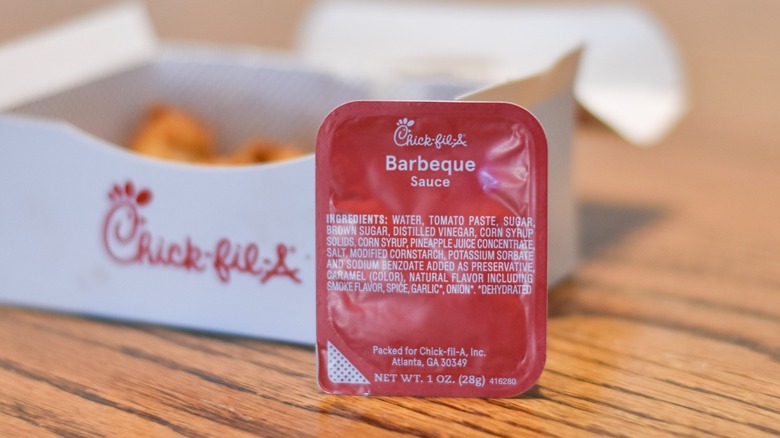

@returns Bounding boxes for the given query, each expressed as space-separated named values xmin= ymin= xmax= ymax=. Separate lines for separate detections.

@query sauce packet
xmin=316 ymin=101 xmax=547 ymax=397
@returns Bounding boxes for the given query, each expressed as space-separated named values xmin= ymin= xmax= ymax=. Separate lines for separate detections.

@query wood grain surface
xmin=2 ymin=1 xmax=779 ymax=436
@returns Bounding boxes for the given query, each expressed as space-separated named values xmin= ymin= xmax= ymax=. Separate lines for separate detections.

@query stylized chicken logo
xmin=103 ymin=181 xmax=152 ymax=263
xmin=396 ymin=118 xmax=415 ymax=128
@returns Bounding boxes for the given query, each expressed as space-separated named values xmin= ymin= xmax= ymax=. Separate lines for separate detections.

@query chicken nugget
xmin=213 ymin=138 xmax=307 ymax=166
xmin=130 ymin=104 xmax=215 ymax=163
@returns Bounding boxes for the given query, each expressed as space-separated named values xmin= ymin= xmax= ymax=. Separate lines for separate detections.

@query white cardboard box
xmin=0 ymin=2 xmax=684 ymax=344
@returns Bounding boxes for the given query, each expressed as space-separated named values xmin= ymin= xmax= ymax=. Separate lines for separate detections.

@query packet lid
xmin=315 ymin=101 xmax=547 ymax=397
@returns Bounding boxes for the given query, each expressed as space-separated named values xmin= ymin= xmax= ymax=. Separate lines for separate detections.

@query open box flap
xmin=297 ymin=1 xmax=687 ymax=145
xmin=0 ymin=2 xmax=157 ymax=112
xmin=459 ymin=49 xmax=581 ymax=287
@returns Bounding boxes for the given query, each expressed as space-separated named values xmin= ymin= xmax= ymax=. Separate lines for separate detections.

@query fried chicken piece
xmin=130 ymin=104 xmax=215 ymax=163
xmin=211 ymin=139 xmax=307 ymax=166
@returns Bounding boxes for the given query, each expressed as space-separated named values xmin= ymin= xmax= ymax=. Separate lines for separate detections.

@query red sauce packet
xmin=315 ymin=101 xmax=547 ymax=397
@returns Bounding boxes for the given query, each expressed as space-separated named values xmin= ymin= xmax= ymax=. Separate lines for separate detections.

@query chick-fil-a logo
xmin=393 ymin=118 xmax=468 ymax=149
xmin=102 ymin=181 xmax=301 ymax=285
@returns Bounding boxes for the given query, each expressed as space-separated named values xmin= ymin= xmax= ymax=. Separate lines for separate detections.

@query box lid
xmin=297 ymin=1 xmax=687 ymax=145
xmin=0 ymin=2 xmax=157 ymax=112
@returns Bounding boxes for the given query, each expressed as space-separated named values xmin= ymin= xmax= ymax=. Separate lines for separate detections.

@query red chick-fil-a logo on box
xmin=102 ymin=181 xmax=301 ymax=285
xmin=393 ymin=118 xmax=468 ymax=149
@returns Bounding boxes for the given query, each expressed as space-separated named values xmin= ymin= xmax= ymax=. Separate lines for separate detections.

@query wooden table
xmin=2 ymin=1 xmax=779 ymax=436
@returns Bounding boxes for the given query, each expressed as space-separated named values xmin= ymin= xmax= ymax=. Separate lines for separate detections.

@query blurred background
xmin=0 ymin=0 xmax=310 ymax=50
xmin=2 ymin=0 xmax=779 ymax=148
